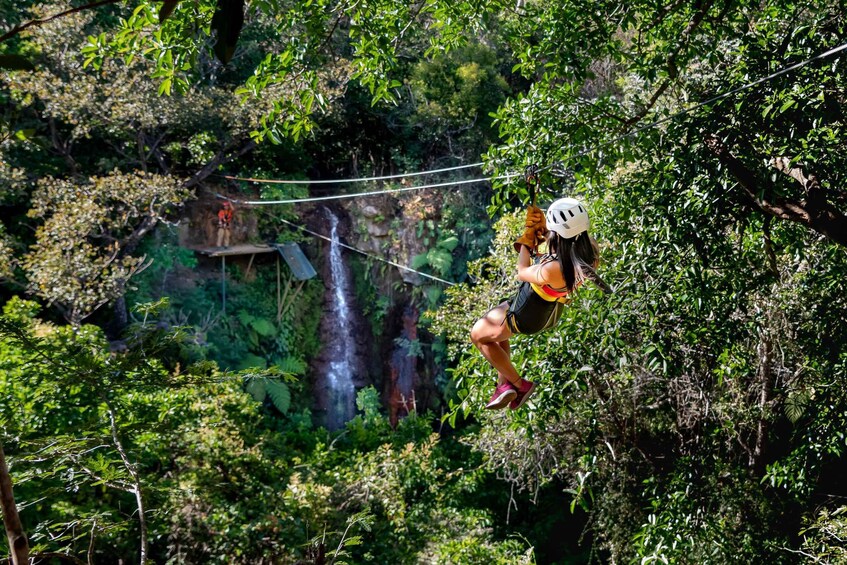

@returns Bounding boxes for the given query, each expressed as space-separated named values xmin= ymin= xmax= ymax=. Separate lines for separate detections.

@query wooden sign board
xmin=275 ymin=243 xmax=317 ymax=280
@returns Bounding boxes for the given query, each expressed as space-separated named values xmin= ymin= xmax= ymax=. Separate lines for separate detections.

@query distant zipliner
xmin=470 ymin=179 xmax=612 ymax=410
xmin=216 ymin=200 xmax=235 ymax=248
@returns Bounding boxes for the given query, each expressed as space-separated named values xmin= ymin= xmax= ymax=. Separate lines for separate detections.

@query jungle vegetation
xmin=1 ymin=0 xmax=846 ymax=563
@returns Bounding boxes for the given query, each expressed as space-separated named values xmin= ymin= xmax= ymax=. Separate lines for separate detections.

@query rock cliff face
xmin=176 ymin=191 xmax=448 ymax=428
xmin=304 ymin=192 xmax=447 ymax=425
xmin=178 ymin=197 xmax=259 ymax=249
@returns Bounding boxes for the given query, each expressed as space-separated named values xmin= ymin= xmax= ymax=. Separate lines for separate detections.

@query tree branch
xmin=623 ymin=77 xmax=672 ymax=127
xmin=750 ymin=329 xmax=773 ymax=473
xmin=102 ymin=397 xmax=148 ymax=564
xmin=49 ymin=117 xmax=77 ymax=174
xmin=704 ymin=134 xmax=847 ymax=247
xmin=624 ymin=0 xmax=718 ymax=128
xmin=183 ymin=138 xmax=257 ymax=189
xmin=0 ymin=0 xmax=121 ymax=43
xmin=0 ymin=442 xmax=30 ymax=565
xmin=762 ymin=216 xmax=779 ymax=275
xmin=770 ymin=156 xmax=812 ymax=188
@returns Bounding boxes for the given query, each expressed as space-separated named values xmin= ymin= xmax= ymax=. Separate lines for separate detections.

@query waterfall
xmin=321 ymin=209 xmax=357 ymax=429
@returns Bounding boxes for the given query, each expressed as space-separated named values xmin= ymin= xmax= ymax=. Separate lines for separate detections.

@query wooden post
xmin=0 ymin=442 xmax=29 ymax=565
xmin=278 ymin=273 xmax=293 ymax=322
xmin=280 ymin=280 xmax=306 ymax=319
xmin=221 ymin=255 xmax=227 ymax=314
xmin=276 ymin=255 xmax=281 ymax=321
xmin=245 ymin=253 xmax=256 ymax=279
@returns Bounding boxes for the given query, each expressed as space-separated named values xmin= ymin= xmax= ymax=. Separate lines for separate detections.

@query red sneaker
xmin=485 ymin=383 xmax=517 ymax=410
xmin=509 ymin=379 xmax=536 ymax=410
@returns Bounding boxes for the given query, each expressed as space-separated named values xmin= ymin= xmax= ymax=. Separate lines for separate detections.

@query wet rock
xmin=367 ymin=222 xmax=390 ymax=237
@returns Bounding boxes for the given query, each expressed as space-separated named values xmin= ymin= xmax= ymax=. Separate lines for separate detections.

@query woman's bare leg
xmin=470 ymin=302 xmax=521 ymax=386
xmin=495 ymin=340 xmax=511 ymax=386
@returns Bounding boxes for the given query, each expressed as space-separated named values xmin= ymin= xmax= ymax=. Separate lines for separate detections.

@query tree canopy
xmin=1 ymin=0 xmax=846 ymax=562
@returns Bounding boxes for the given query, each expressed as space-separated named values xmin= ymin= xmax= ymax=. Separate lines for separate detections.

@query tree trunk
xmin=750 ymin=330 xmax=774 ymax=473
xmin=0 ymin=442 xmax=29 ymax=565
xmin=107 ymin=295 xmax=129 ymax=339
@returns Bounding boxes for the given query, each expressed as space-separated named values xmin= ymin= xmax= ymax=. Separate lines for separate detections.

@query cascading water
xmin=319 ymin=209 xmax=357 ymax=429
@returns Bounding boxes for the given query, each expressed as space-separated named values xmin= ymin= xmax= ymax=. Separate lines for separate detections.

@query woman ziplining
xmin=470 ymin=173 xmax=612 ymax=410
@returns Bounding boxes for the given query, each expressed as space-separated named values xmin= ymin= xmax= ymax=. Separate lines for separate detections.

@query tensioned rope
xmin=213 ymin=42 xmax=847 ymax=286
xmin=218 ymin=161 xmax=483 ymax=184
xmin=219 ymin=173 xmax=520 ymax=205
xmin=538 ymin=40 xmax=847 ymax=170
xmin=277 ymin=217 xmax=456 ymax=286
xmin=217 ymin=40 xmax=847 ymax=203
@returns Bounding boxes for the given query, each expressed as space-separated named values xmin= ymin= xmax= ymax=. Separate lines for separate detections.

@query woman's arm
xmin=516 ymin=246 xmax=546 ymax=284
xmin=516 ymin=246 xmax=565 ymax=287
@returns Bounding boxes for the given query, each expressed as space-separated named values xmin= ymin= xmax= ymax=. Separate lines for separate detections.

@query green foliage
xmin=0 ymin=223 xmax=17 ymax=280
xmin=245 ymin=375 xmax=293 ymax=414
xmin=436 ymin=192 xmax=847 ymax=560
xmin=5 ymin=1 xmax=847 ymax=563
xmin=411 ymin=229 xmax=460 ymax=277
xmin=799 ymin=506 xmax=847 ymax=563
xmin=21 ymin=171 xmax=190 ymax=325
xmin=264 ymin=377 xmax=292 ymax=414
xmin=407 ymin=43 xmax=512 ymax=155
xmin=0 ymin=298 xmax=276 ymax=560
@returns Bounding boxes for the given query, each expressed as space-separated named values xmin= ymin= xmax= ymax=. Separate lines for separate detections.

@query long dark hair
xmin=546 ymin=231 xmax=613 ymax=294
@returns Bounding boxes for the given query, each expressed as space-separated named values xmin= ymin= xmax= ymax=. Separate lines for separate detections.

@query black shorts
xmin=505 ymin=282 xmax=564 ymax=335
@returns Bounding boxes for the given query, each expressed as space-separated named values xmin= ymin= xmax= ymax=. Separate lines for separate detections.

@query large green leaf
xmin=237 ymin=309 xmax=255 ymax=327
xmin=411 ymin=253 xmax=429 ymax=269
xmin=275 ymin=356 xmax=306 ymax=375
xmin=211 ymin=0 xmax=245 ymax=64
xmin=438 ymin=235 xmax=459 ymax=252
xmin=785 ymin=391 xmax=810 ymax=424
xmin=250 ymin=317 xmax=276 ymax=337
xmin=245 ymin=378 xmax=266 ymax=402
xmin=265 ymin=378 xmax=291 ymax=414
xmin=427 ymin=248 xmax=453 ymax=276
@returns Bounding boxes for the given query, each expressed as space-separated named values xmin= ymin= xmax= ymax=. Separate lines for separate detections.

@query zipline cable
xmin=540 ymin=40 xmax=847 ymax=169
xmin=220 ymin=173 xmax=520 ymax=205
xmin=277 ymin=218 xmax=456 ymax=286
xmin=216 ymin=41 xmax=847 ymax=204
xmin=218 ymin=161 xmax=483 ymax=185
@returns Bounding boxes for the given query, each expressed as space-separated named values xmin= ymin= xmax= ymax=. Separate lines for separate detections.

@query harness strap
xmin=530 ymin=282 xmax=569 ymax=302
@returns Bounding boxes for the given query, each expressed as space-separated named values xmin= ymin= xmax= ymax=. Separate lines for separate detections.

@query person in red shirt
xmin=216 ymin=201 xmax=234 ymax=248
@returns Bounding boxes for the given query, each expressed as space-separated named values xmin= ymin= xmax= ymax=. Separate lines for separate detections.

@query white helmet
xmin=545 ymin=197 xmax=589 ymax=239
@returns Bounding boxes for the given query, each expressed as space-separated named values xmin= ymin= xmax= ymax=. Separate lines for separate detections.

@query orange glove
xmin=513 ymin=206 xmax=547 ymax=252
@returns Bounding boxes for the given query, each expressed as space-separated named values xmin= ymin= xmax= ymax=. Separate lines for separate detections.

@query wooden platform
xmin=194 ymin=244 xmax=277 ymax=257
xmin=189 ymin=242 xmax=315 ymax=315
